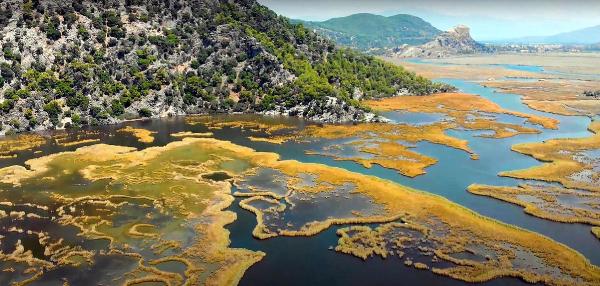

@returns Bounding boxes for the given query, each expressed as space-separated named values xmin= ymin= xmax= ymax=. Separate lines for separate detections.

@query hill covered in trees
xmin=294 ymin=13 xmax=442 ymax=52
xmin=0 ymin=0 xmax=450 ymax=134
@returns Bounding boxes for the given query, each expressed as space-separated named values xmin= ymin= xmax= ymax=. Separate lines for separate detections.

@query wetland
xmin=0 ymin=53 xmax=599 ymax=286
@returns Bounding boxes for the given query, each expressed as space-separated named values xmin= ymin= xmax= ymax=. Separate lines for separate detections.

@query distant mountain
xmin=397 ymin=25 xmax=491 ymax=58
xmin=293 ymin=13 xmax=442 ymax=51
xmin=505 ymin=25 xmax=600 ymax=44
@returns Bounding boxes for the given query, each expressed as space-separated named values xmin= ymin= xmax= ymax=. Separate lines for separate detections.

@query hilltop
xmin=0 ymin=0 xmax=450 ymax=134
xmin=396 ymin=25 xmax=491 ymax=58
xmin=294 ymin=13 xmax=441 ymax=52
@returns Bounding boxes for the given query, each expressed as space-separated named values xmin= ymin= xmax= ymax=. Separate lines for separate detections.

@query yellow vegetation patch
xmin=170 ymin=131 xmax=213 ymax=138
xmin=364 ymin=92 xmax=558 ymax=130
xmin=414 ymin=262 xmax=429 ymax=270
xmin=58 ymin=138 xmax=101 ymax=147
xmin=118 ymin=126 xmax=156 ymax=143
xmin=0 ymin=138 xmax=267 ymax=285
xmin=53 ymin=130 xmax=101 ymax=147
xmin=184 ymin=114 xmax=467 ymax=177
xmin=501 ymin=121 xmax=600 ymax=192
xmin=248 ymin=136 xmax=287 ymax=144
xmin=484 ymin=80 xmax=600 ymax=116
xmin=3 ymin=137 xmax=597 ymax=285
xmin=0 ymin=134 xmax=47 ymax=158
xmin=186 ymin=115 xmax=297 ymax=134
xmin=200 ymin=139 xmax=600 ymax=285
xmin=335 ymin=225 xmax=390 ymax=260
xmin=593 ymin=227 xmax=600 ymax=240
xmin=468 ymin=184 xmax=600 ymax=226
xmin=388 ymin=53 xmax=600 ymax=116
xmin=288 ymin=122 xmax=472 ymax=177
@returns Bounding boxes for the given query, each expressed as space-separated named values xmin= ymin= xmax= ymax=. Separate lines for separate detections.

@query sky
xmin=257 ymin=0 xmax=600 ymax=41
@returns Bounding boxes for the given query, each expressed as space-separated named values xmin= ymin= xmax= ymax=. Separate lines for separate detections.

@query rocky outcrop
xmin=396 ymin=25 xmax=491 ymax=58
xmin=264 ymin=96 xmax=387 ymax=123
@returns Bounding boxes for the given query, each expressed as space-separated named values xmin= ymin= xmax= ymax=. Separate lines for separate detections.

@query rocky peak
xmin=448 ymin=25 xmax=471 ymax=39
xmin=436 ymin=25 xmax=479 ymax=47
xmin=396 ymin=24 xmax=491 ymax=58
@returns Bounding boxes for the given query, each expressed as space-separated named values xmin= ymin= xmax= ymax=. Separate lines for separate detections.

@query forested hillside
xmin=0 ymin=0 xmax=450 ymax=134
xmin=295 ymin=13 xmax=442 ymax=52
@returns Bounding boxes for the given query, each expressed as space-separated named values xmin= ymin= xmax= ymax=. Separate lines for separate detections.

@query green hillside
xmin=295 ymin=13 xmax=441 ymax=51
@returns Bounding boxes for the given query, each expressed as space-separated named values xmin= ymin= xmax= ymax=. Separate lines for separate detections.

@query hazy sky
xmin=257 ymin=0 xmax=600 ymax=41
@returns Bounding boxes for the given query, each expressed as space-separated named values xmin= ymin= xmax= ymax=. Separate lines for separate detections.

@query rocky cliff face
xmin=0 ymin=0 xmax=448 ymax=134
xmin=396 ymin=25 xmax=491 ymax=58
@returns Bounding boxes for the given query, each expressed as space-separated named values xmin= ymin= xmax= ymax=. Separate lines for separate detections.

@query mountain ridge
xmin=501 ymin=24 xmax=600 ymax=44
xmin=293 ymin=13 xmax=442 ymax=51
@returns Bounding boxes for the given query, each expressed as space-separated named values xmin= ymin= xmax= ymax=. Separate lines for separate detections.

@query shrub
xmin=110 ymin=99 xmax=124 ymax=116
xmin=24 ymin=109 xmax=33 ymax=120
xmin=16 ymin=89 xmax=30 ymax=98
xmin=55 ymin=81 xmax=76 ymax=98
xmin=138 ymin=108 xmax=152 ymax=117
xmin=105 ymin=11 xmax=122 ymax=27
xmin=71 ymin=113 xmax=81 ymax=125
xmin=239 ymin=90 xmax=255 ymax=103
xmin=110 ymin=27 xmax=126 ymax=39
xmin=43 ymin=100 xmax=62 ymax=122
xmin=77 ymin=25 xmax=90 ymax=40
xmin=44 ymin=17 xmax=61 ymax=40
xmin=66 ymin=93 xmax=89 ymax=110
xmin=136 ymin=49 xmax=156 ymax=70
xmin=28 ymin=117 xmax=38 ymax=128
xmin=190 ymin=60 xmax=200 ymax=69
xmin=0 ymin=62 xmax=14 ymax=80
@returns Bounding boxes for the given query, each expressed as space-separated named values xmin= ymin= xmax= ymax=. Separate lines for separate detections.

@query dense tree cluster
xmin=0 ymin=0 xmax=449 ymax=133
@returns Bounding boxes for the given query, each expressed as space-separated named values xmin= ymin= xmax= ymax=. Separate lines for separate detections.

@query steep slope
xmin=0 ymin=0 xmax=450 ymax=134
xmin=397 ymin=25 xmax=491 ymax=58
xmin=507 ymin=25 xmax=600 ymax=44
xmin=295 ymin=13 xmax=441 ymax=51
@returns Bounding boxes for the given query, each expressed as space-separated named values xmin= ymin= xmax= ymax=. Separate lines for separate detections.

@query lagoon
xmin=0 ymin=79 xmax=597 ymax=285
